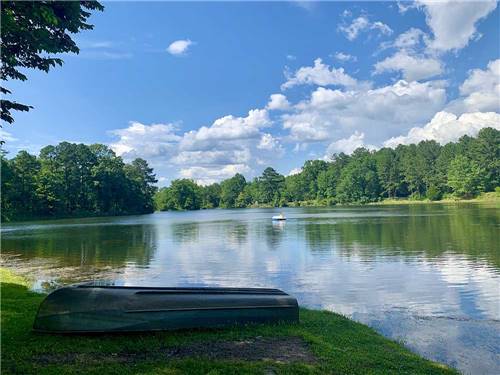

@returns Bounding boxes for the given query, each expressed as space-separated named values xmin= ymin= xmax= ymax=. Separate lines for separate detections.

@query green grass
xmin=250 ymin=191 xmax=500 ymax=209
xmin=375 ymin=191 xmax=500 ymax=206
xmin=1 ymin=268 xmax=457 ymax=375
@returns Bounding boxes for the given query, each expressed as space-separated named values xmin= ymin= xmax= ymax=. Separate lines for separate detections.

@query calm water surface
xmin=1 ymin=203 xmax=499 ymax=374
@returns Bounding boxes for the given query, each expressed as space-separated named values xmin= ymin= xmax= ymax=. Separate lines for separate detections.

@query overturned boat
xmin=33 ymin=284 xmax=299 ymax=333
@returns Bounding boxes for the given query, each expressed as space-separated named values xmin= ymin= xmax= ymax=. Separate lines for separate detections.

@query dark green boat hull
xmin=33 ymin=285 xmax=299 ymax=333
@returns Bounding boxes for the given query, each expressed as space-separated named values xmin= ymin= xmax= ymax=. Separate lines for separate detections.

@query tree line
xmin=2 ymin=128 xmax=498 ymax=220
xmin=155 ymin=128 xmax=499 ymax=211
xmin=1 ymin=142 xmax=157 ymax=221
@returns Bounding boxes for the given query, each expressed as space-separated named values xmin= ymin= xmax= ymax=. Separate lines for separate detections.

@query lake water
xmin=1 ymin=203 xmax=499 ymax=374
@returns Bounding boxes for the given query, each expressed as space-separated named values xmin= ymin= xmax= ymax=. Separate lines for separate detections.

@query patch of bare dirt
xmin=170 ymin=336 xmax=317 ymax=363
xmin=34 ymin=336 xmax=317 ymax=365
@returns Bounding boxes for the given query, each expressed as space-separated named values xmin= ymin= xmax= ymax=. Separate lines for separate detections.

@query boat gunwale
xmin=125 ymin=304 xmax=298 ymax=313
xmin=134 ymin=290 xmax=288 ymax=295
xmin=74 ymin=285 xmax=288 ymax=295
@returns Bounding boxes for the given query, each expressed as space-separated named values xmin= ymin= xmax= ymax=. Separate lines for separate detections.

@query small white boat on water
xmin=272 ymin=213 xmax=286 ymax=221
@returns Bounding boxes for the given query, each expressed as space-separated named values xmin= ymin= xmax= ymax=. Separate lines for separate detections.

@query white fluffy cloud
xmin=110 ymin=122 xmax=180 ymax=158
xmin=175 ymin=109 xmax=281 ymax=183
xmin=282 ymin=79 xmax=447 ymax=143
xmin=374 ymin=50 xmax=443 ymax=81
xmin=179 ymin=109 xmax=270 ymax=151
xmin=109 ymin=50 xmax=498 ymax=185
xmin=375 ymin=0 xmax=496 ymax=84
xmin=179 ymin=164 xmax=251 ymax=185
xmin=417 ymin=0 xmax=497 ymax=52
xmin=166 ymin=39 xmax=194 ymax=55
xmin=384 ymin=111 xmax=500 ymax=148
xmin=460 ymin=59 xmax=500 ymax=96
xmin=257 ymin=133 xmax=284 ymax=154
xmin=108 ymin=109 xmax=284 ymax=184
xmin=325 ymin=131 xmax=375 ymax=156
xmin=375 ymin=27 xmax=442 ymax=82
xmin=287 ymin=167 xmax=302 ymax=176
xmin=267 ymin=93 xmax=290 ymax=110
xmin=339 ymin=16 xmax=369 ymax=41
xmin=283 ymin=56 xmax=498 ymax=156
xmin=171 ymin=149 xmax=251 ymax=166
xmin=281 ymin=58 xmax=367 ymax=90
xmin=338 ymin=16 xmax=393 ymax=41
xmin=446 ymin=59 xmax=500 ymax=114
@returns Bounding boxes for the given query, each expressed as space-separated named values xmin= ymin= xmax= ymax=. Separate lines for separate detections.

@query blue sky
xmin=2 ymin=1 xmax=499 ymax=185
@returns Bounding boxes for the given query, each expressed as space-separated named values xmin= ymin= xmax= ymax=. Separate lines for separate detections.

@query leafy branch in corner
xmin=0 ymin=1 xmax=104 ymax=130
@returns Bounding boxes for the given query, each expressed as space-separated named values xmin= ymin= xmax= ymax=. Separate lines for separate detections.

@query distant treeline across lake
xmin=155 ymin=128 xmax=499 ymax=210
xmin=1 ymin=128 xmax=499 ymax=220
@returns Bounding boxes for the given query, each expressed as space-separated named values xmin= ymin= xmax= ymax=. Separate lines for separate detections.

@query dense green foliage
xmin=1 ymin=142 xmax=157 ymax=221
xmin=156 ymin=128 xmax=500 ymax=211
xmin=1 ymin=268 xmax=456 ymax=374
xmin=1 ymin=1 xmax=104 ymax=126
xmin=2 ymin=129 xmax=498 ymax=219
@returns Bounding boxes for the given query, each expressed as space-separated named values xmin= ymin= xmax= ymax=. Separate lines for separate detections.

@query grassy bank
xmin=281 ymin=191 xmax=500 ymax=208
xmin=0 ymin=268 xmax=457 ymax=375
xmin=372 ymin=191 xmax=500 ymax=206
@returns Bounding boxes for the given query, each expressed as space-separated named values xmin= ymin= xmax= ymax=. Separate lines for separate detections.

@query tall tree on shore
xmin=400 ymin=144 xmax=426 ymax=198
xmin=124 ymin=158 xmax=158 ymax=213
xmin=283 ymin=173 xmax=307 ymax=202
xmin=200 ymin=183 xmax=221 ymax=209
xmin=257 ymin=167 xmax=285 ymax=204
xmin=10 ymin=150 xmax=40 ymax=214
xmin=417 ymin=140 xmax=441 ymax=197
xmin=470 ymin=128 xmax=500 ymax=191
xmin=336 ymin=148 xmax=380 ymax=203
xmin=1 ymin=150 xmax=18 ymax=216
xmin=301 ymin=160 xmax=328 ymax=200
xmin=90 ymin=145 xmax=127 ymax=214
xmin=375 ymin=148 xmax=401 ymax=199
xmin=434 ymin=142 xmax=458 ymax=197
xmin=447 ymin=155 xmax=485 ymax=199
xmin=1 ymin=1 xmax=104 ymax=129
xmin=37 ymin=145 xmax=65 ymax=215
xmin=160 ymin=179 xmax=201 ymax=211
xmin=220 ymin=173 xmax=246 ymax=208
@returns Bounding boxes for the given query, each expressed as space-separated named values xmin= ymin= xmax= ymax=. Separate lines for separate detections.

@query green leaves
xmin=39 ymin=5 xmax=59 ymax=26
xmin=220 ymin=173 xmax=247 ymax=208
xmin=156 ymin=179 xmax=202 ymax=211
xmin=1 ymin=142 xmax=156 ymax=221
xmin=335 ymin=148 xmax=381 ymax=204
xmin=447 ymin=155 xmax=486 ymax=199
xmin=0 ymin=100 xmax=31 ymax=125
xmin=257 ymin=167 xmax=285 ymax=204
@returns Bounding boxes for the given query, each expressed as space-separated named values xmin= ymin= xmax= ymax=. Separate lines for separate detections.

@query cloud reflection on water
xmin=1 ymin=204 xmax=499 ymax=374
